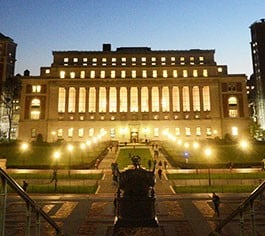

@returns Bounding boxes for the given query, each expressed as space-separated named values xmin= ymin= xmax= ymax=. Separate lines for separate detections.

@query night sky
xmin=1 ymin=0 xmax=264 ymax=76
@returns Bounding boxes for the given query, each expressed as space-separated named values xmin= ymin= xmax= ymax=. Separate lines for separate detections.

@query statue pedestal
xmin=0 ymin=159 xmax=7 ymax=171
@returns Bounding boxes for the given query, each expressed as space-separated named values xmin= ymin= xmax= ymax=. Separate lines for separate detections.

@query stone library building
xmin=18 ymin=44 xmax=249 ymax=143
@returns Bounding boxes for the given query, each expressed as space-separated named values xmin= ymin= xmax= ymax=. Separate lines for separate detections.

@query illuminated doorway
xmin=130 ymin=131 xmax=139 ymax=143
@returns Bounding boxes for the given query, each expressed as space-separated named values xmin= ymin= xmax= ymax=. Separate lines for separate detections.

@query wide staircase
xmin=1 ymin=144 xmax=265 ymax=235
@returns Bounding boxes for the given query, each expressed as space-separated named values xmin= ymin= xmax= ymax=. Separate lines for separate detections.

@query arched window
xmin=120 ymin=87 xmax=127 ymax=112
xmin=30 ymin=98 xmax=41 ymax=120
xmin=141 ymin=87 xmax=149 ymax=112
xmin=228 ymin=96 xmax=238 ymax=118
xmin=152 ymin=87 xmax=159 ymax=112
xmin=130 ymin=87 xmax=138 ymax=112
xmin=162 ymin=87 xmax=169 ymax=112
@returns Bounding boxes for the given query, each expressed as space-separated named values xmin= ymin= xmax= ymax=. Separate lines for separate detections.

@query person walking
xmin=158 ymin=168 xmax=162 ymax=180
xmin=212 ymin=192 xmax=220 ymax=217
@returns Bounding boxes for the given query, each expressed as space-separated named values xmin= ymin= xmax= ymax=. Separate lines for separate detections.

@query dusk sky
xmin=1 ymin=0 xmax=264 ymax=77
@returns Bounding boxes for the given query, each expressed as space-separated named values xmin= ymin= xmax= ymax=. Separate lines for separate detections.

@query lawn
xmin=162 ymin=140 xmax=265 ymax=168
xmin=0 ymin=141 xmax=109 ymax=168
xmin=116 ymin=147 xmax=153 ymax=169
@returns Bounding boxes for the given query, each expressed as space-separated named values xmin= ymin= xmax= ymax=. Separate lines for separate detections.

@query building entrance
xmin=130 ymin=131 xmax=139 ymax=143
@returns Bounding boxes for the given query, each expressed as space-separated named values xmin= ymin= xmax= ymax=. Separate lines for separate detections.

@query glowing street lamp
xmin=20 ymin=142 xmax=29 ymax=165
xmin=204 ymin=147 xmax=212 ymax=186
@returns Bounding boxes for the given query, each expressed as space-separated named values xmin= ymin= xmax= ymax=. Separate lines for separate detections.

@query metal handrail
xmin=0 ymin=167 xmax=62 ymax=235
xmin=209 ymin=180 xmax=265 ymax=235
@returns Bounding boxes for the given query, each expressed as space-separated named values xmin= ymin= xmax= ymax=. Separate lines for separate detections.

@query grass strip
xmin=167 ymin=172 xmax=265 ymax=180
xmin=173 ymin=185 xmax=257 ymax=193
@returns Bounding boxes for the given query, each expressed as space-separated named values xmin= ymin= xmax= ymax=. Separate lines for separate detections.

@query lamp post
xmin=53 ymin=151 xmax=60 ymax=191
xmin=67 ymin=144 xmax=74 ymax=177
xmin=205 ymin=147 xmax=212 ymax=187
xmin=20 ymin=142 xmax=29 ymax=166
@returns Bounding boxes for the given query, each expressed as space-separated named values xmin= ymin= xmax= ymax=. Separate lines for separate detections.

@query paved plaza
xmin=4 ymin=146 xmax=265 ymax=235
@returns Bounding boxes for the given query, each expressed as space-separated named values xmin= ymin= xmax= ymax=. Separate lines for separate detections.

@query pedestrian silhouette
xmin=158 ymin=168 xmax=162 ymax=180
xmin=22 ymin=180 xmax=28 ymax=191
xmin=212 ymin=192 xmax=220 ymax=217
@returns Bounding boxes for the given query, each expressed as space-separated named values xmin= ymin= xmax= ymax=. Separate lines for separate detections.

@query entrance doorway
xmin=130 ymin=131 xmax=139 ymax=143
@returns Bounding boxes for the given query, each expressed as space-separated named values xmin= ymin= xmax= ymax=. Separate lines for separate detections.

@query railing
xmin=0 ymin=168 xmax=63 ymax=236
xmin=209 ymin=180 xmax=265 ymax=236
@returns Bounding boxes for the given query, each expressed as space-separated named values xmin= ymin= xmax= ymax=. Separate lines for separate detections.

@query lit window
xmin=45 ymin=69 xmax=50 ymax=74
xmin=203 ymin=69 xmax=208 ymax=77
xmin=89 ymin=128 xmax=94 ymax=137
xmin=130 ymin=87 xmax=138 ymax=112
xmin=73 ymin=58 xmax=78 ymax=63
xmin=199 ymin=56 xmax=204 ymax=64
xmin=180 ymin=57 xmax=185 ymax=65
xmin=141 ymin=87 xmax=149 ymax=112
xmin=89 ymin=87 xmax=96 ymax=112
xmin=183 ymin=70 xmax=188 ymax=77
xmin=141 ymin=57 xmax=146 ymax=65
xmin=231 ymin=127 xmax=238 ymax=136
xmin=132 ymin=57 xmax=136 ymax=63
xmin=152 ymin=87 xmax=159 ymax=112
xmin=70 ymin=72 xmax=75 ymax=79
xmin=100 ymin=70 xmax=105 ymax=78
xmin=151 ymin=57 xmax=156 ymax=65
xmin=78 ymin=128 xmax=84 ymax=137
xmin=173 ymin=70 xmax=178 ymax=78
xmin=80 ymin=71 xmax=85 ymax=79
xmin=161 ymin=57 xmax=166 ymax=65
xmin=102 ymin=58 xmax=107 ymax=66
xmin=58 ymin=87 xmax=66 ymax=112
xmin=68 ymin=128 xmax=73 ymax=137
xmin=162 ymin=87 xmax=169 ymax=112
xmin=32 ymin=85 xmax=41 ymax=93
xmin=203 ymin=86 xmax=210 ymax=111
xmin=99 ymin=87 xmax=106 ymax=112
xmin=132 ymin=70 xmax=136 ymax=78
xmin=175 ymin=128 xmax=180 ymax=136
xmin=218 ymin=67 xmax=223 ymax=72
xmin=60 ymin=71 xmax=65 ymax=79
xmin=92 ymin=58 xmax=97 ymax=66
xmin=90 ymin=70 xmax=95 ymax=78
xmin=78 ymin=87 xmax=86 ymax=112
xmin=206 ymin=127 xmax=212 ymax=136
xmin=83 ymin=58 xmax=88 ymax=62
xmin=193 ymin=70 xmax=198 ymax=77
xmin=152 ymin=70 xmax=157 ymax=78
xmin=163 ymin=70 xmax=168 ymax=78
xmin=120 ymin=87 xmax=127 ymax=112
xmin=68 ymin=87 xmax=76 ymax=112
xmin=185 ymin=127 xmax=191 ymax=136
xmin=111 ymin=70 xmax=116 ymax=78
xmin=121 ymin=57 xmax=126 ymax=66
xmin=142 ymin=70 xmax=147 ymax=78
xmin=121 ymin=70 xmax=126 ymax=78
xmin=109 ymin=87 xmax=117 ymax=112
xmin=182 ymin=86 xmax=190 ymax=112
xmin=64 ymin=58 xmax=69 ymax=63
xmin=112 ymin=58 xmax=116 ymax=66
xmin=228 ymin=96 xmax=238 ymax=118
xmin=154 ymin=128 xmax=159 ymax=137
xmin=57 ymin=128 xmax=63 ymax=137
xmin=190 ymin=57 xmax=194 ymax=65
xmin=30 ymin=98 xmax=41 ymax=120
xmin=172 ymin=86 xmax=180 ymax=112
xmin=110 ymin=128 xmax=115 ymax=138
xmin=31 ymin=128 xmax=36 ymax=138
xmin=196 ymin=127 xmax=201 ymax=136
xmin=192 ymin=86 xmax=200 ymax=111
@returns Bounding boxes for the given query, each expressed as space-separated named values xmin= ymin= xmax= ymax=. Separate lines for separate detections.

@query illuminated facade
xmin=250 ymin=19 xmax=265 ymax=129
xmin=18 ymin=44 xmax=249 ymax=143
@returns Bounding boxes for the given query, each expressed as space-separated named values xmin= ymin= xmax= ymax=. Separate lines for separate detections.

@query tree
xmin=0 ymin=74 xmax=21 ymax=142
